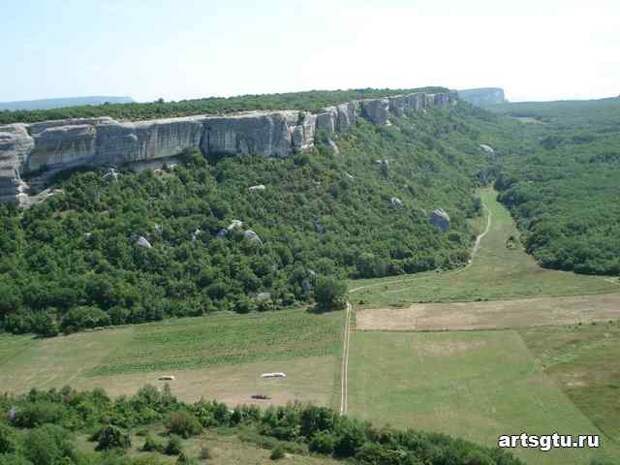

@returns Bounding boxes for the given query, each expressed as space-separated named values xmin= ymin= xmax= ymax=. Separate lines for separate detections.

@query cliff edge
xmin=0 ymin=91 xmax=456 ymax=205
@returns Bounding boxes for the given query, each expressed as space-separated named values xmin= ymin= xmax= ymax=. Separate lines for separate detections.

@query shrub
xmin=164 ymin=435 xmax=183 ymax=455
xmin=333 ymin=421 xmax=367 ymax=458
xmin=176 ymin=452 xmax=195 ymax=465
xmin=309 ymin=431 xmax=336 ymax=454
xmin=10 ymin=401 xmax=66 ymax=428
xmin=0 ymin=455 xmax=33 ymax=465
xmin=95 ymin=425 xmax=132 ymax=451
xmin=23 ymin=424 xmax=76 ymax=465
xmin=61 ymin=305 xmax=111 ymax=332
xmin=355 ymin=443 xmax=411 ymax=464
xmin=142 ymin=433 xmax=164 ymax=452
xmin=270 ymin=445 xmax=285 ymax=460
xmin=166 ymin=411 xmax=202 ymax=438
xmin=0 ymin=424 xmax=17 ymax=454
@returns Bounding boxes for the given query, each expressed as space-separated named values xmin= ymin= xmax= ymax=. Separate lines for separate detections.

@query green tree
xmin=313 ymin=277 xmax=347 ymax=312
xmin=23 ymin=425 xmax=76 ymax=465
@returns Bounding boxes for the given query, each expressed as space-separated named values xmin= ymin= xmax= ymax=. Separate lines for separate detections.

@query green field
xmin=350 ymin=189 xmax=618 ymax=307
xmin=0 ymin=309 xmax=343 ymax=406
xmin=520 ymin=321 xmax=620 ymax=445
xmin=346 ymin=187 xmax=620 ymax=465
xmin=347 ymin=330 xmax=619 ymax=465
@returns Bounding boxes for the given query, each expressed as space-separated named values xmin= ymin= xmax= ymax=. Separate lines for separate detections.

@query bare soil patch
xmin=356 ymin=293 xmax=620 ymax=331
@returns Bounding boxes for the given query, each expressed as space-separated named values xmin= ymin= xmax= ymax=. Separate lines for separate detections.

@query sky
xmin=1 ymin=0 xmax=619 ymax=103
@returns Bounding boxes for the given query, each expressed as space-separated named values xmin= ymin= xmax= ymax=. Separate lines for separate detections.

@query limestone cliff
xmin=0 ymin=90 xmax=457 ymax=205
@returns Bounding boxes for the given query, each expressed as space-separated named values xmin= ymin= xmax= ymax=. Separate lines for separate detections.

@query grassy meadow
xmin=349 ymin=189 xmax=618 ymax=307
xmin=347 ymin=330 xmax=619 ymax=465
xmin=520 ymin=321 xmax=620 ymax=445
xmin=0 ymin=309 xmax=343 ymax=406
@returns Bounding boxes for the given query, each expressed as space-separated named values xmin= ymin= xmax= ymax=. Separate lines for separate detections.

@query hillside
xmin=487 ymin=98 xmax=620 ymax=275
xmin=0 ymin=101 xmax=491 ymax=336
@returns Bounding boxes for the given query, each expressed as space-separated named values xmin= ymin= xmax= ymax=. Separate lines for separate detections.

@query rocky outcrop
xmin=202 ymin=112 xmax=291 ymax=157
xmin=0 ymin=124 xmax=34 ymax=203
xmin=390 ymin=197 xmax=404 ymax=208
xmin=360 ymin=98 xmax=390 ymax=125
xmin=479 ymin=144 xmax=495 ymax=154
xmin=27 ymin=119 xmax=102 ymax=171
xmin=0 ymin=90 xmax=457 ymax=204
xmin=429 ymin=209 xmax=451 ymax=232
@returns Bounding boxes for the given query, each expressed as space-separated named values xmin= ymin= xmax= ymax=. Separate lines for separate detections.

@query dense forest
xmin=487 ymin=98 xmax=620 ymax=275
xmin=0 ymin=385 xmax=524 ymax=465
xmin=0 ymin=104 xmax=490 ymax=335
xmin=0 ymin=87 xmax=447 ymax=124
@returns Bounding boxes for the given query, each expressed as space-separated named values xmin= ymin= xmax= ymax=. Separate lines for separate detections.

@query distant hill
xmin=458 ymin=88 xmax=506 ymax=106
xmin=0 ymin=96 xmax=134 ymax=111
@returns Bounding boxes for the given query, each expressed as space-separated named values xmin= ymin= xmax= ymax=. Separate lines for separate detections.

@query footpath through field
xmin=343 ymin=188 xmax=620 ymax=465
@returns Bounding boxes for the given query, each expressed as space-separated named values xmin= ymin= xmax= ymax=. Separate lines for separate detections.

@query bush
xmin=176 ymin=452 xmax=195 ymax=465
xmin=61 ymin=305 xmax=111 ymax=332
xmin=333 ymin=421 xmax=367 ymax=458
xmin=164 ymin=435 xmax=183 ymax=455
xmin=166 ymin=411 xmax=202 ymax=438
xmin=313 ymin=277 xmax=347 ymax=312
xmin=10 ymin=401 xmax=66 ymax=428
xmin=0 ymin=455 xmax=33 ymax=465
xmin=142 ymin=433 xmax=164 ymax=452
xmin=0 ymin=424 xmax=17 ymax=454
xmin=23 ymin=424 xmax=76 ymax=465
xmin=95 ymin=425 xmax=132 ymax=451
xmin=270 ymin=445 xmax=285 ymax=460
xmin=355 ymin=442 xmax=411 ymax=464
xmin=309 ymin=431 xmax=336 ymax=454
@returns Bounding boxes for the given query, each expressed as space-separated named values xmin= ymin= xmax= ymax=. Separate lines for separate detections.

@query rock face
xmin=0 ymin=124 xmax=34 ymax=203
xmin=429 ymin=209 xmax=451 ymax=232
xmin=360 ymin=98 xmax=390 ymax=125
xmin=0 ymin=90 xmax=457 ymax=204
xmin=202 ymin=112 xmax=292 ymax=157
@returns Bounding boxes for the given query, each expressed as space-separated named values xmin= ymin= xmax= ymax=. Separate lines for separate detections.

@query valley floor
xmin=346 ymin=189 xmax=620 ymax=465
xmin=0 ymin=310 xmax=344 ymax=409
xmin=349 ymin=189 xmax=619 ymax=306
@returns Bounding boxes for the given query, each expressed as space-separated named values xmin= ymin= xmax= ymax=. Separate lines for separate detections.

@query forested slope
xmin=488 ymin=98 xmax=620 ymax=275
xmin=0 ymin=104 xmax=491 ymax=335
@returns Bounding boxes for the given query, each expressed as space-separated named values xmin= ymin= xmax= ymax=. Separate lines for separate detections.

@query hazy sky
xmin=2 ymin=0 xmax=619 ymax=103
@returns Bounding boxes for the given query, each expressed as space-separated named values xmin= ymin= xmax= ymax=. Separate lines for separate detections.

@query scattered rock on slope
xmin=390 ymin=197 xmax=404 ymax=208
xmin=479 ymin=144 xmax=495 ymax=154
xmin=136 ymin=236 xmax=152 ymax=248
xmin=244 ymin=229 xmax=263 ymax=245
xmin=429 ymin=209 xmax=450 ymax=231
